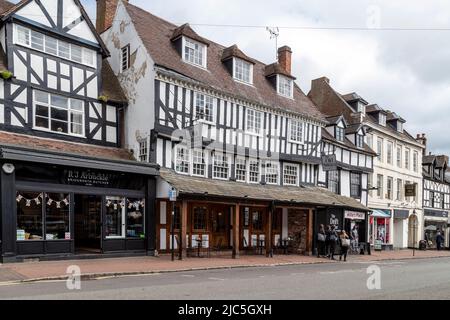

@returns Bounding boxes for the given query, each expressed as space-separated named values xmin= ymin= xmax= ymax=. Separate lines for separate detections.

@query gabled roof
xmin=326 ymin=115 xmax=346 ymax=126
xmin=342 ymin=92 xmax=368 ymax=105
xmin=322 ymin=129 xmax=376 ymax=156
xmin=221 ymin=44 xmax=255 ymax=64
xmin=170 ymin=23 xmax=209 ymax=46
xmin=422 ymin=155 xmax=436 ymax=165
xmin=386 ymin=111 xmax=406 ymax=123
xmin=346 ymin=123 xmax=364 ymax=134
xmin=366 ymin=104 xmax=385 ymax=113
xmin=0 ymin=0 xmax=110 ymax=57
xmin=122 ymin=2 xmax=325 ymax=123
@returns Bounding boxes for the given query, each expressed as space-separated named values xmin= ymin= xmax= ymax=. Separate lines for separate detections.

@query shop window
xmin=45 ymin=193 xmax=70 ymax=240
xmin=252 ymin=211 xmax=263 ymax=232
xmin=105 ymin=197 xmax=125 ymax=238
xmin=350 ymin=173 xmax=361 ymax=198
xmin=193 ymin=207 xmax=207 ymax=231
xmin=126 ymin=198 xmax=145 ymax=238
xmin=16 ymin=192 xmax=43 ymax=241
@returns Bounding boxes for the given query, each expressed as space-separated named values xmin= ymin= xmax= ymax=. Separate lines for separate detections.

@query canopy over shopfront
xmin=159 ymin=169 xmax=369 ymax=211
xmin=370 ymin=209 xmax=391 ymax=219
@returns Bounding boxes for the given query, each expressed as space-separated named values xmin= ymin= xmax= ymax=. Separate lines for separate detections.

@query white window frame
xmin=233 ymin=57 xmax=253 ymax=84
xmin=405 ymin=148 xmax=410 ymax=170
xmin=413 ymin=151 xmax=419 ymax=173
xmin=265 ymin=161 xmax=280 ymax=185
xmin=379 ymin=113 xmax=386 ymax=126
xmin=377 ymin=137 xmax=384 ymax=162
xmin=33 ymin=90 xmax=85 ymax=137
xmin=212 ymin=154 xmax=231 ymax=180
xmin=235 ymin=157 xmax=247 ymax=183
xmin=174 ymin=145 xmax=191 ymax=175
xmin=138 ymin=139 xmax=148 ymax=162
xmin=14 ymin=24 xmax=96 ymax=68
xmin=283 ymin=163 xmax=299 ymax=186
xmin=192 ymin=149 xmax=207 ymax=177
xmin=194 ymin=92 xmax=215 ymax=124
xmin=356 ymin=134 xmax=364 ymax=148
xmin=397 ymin=145 xmax=402 ymax=168
xmin=277 ymin=75 xmax=294 ymax=98
xmin=182 ymin=36 xmax=207 ymax=68
xmin=397 ymin=122 xmax=403 ymax=133
xmin=288 ymin=118 xmax=304 ymax=144
xmin=245 ymin=108 xmax=263 ymax=136
xmin=386 ymin=141 xmax=393 ymax=165
xmin=248 ymin=159 xmax=260 ymax=184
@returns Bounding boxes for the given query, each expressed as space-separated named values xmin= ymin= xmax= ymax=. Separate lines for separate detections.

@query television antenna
xmin=266 ymin=27 xmax=280 ymax=60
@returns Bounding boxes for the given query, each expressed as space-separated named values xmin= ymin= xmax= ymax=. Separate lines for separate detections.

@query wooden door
xmin=210 ymin=205 xmax=230 ymax=248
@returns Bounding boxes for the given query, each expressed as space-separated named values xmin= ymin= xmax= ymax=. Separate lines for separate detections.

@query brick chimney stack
xmin=416 ymin=133 xmax=427 ymax=155
xmin=278 ymin=46 xmax=292 ymax=74
xmin=96 ymin=0 xmax=129 ymax=33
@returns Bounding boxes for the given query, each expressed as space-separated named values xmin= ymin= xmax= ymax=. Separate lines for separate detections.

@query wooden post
xmin=181 ymin=200 xmax=188 ymax=258
xmin=232 ymin=204 xmax=240 ymax=259
xmin=266 ymin=204 xmax=273 ymax=257
xmin=306 ymin=208 xmax=314 ymax=256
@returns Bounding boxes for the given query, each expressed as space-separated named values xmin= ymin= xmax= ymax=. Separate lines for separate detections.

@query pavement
xmin=0 ymin=249 xmax=449 ymax=285
xmin=1 ymin=257 xmax=450 ymax=299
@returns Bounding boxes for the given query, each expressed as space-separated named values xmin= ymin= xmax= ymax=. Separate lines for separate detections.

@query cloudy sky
xmin=79 ymin=1 xmax=450 ymax=154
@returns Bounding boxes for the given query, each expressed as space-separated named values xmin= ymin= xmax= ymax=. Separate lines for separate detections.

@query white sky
xmin=37 ymin=1 xmax=450 ymax=154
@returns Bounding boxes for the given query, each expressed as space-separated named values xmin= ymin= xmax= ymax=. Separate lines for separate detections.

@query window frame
xmin=194 ymin=92 xmax=215 ymax=124
xmin=233 ymin=57 xmax=253 ymax=84
xmin=386 ymin=141 xmax=393 ymax=165
xmin=121 ymin=44 xmax=130 ymax=72
xmin=138 ymin=139 xmax=148 ymax=162
xmin=191 ymin=149 xmax=207 ymax=177
xmin=283 ymin=163 xmax=299 ymax=186
xmin=174 ymin=145 xmax=191 ymax=175
xmin=336 ymin=127 xmax=345 ymax=142
xmin=182 ymin=36 xmax=207 ymax=68
xmin=248 ymin=159 xmax=260 ymax=184
xmin=212 ymin=153 xmax=231 ymax=180
xmin=356 ymin=134 xmax=364 ymax=148
xmin=413 ymin=151 xmax=419 ymax=173
xmin=33 ymin=90 xmax=85 ymax=137
xmin=350 ymin=172 xmax=362 ymax=199
xmin=386 ymin=176 xmax=394 ymax=200
xmin=404 ymin=148 xmax=410 ymax=170
xmin=377 ymin=137 xmax=384 ymax=162
xmin=235 ymin=157 xmax=247 ymax=183
xmin=288 ymin=118 xmax=304 ymax=144
xmin=265 ymin=161 xmax=280 ymax=185
xmin=327 ymin=170 xmax=340 ymax=194
xmin=14 ymin=24 xmax=96 ymax=68
xmin=377 ymin=174 xmax=384 ymax=199
xmin=277 ymin=75 xmax=294 ymax=98
xmin=379 ymin=113 xmax=387 ymax=126
xmin=245 ymin=108 xmax=263 ymax=136
xmin=396 ymin=179 xmax=403 ymax=201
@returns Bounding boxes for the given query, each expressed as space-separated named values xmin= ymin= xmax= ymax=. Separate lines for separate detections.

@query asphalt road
xmin=0 ymin=257 xmax=449 ymax=300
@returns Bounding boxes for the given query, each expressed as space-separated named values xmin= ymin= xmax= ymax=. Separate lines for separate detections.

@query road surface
xmin=0 ymin=257 xmax=449 ymax=299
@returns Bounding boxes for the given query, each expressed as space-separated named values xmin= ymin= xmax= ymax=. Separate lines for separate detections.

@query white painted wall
xmin=101 ymin=0 xmax=156 ymax=153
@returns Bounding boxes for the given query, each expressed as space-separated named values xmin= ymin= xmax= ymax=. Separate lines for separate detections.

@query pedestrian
xmin=351 ymin=225 xmax=359 ymax=253
xmin=317 ymin=224 xmax=326 ymax=258
xmin=436 ymin=230 xmax=443 ymax=251
xmin=339 ymin=230 xmax=350 ymax=262
xmin=324 ymin=225 xmax=331 ymax=258
xmin=329 ymin=225 xmax=338 ymax=260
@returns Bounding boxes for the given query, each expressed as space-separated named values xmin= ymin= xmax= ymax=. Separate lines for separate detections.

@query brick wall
xmin=288 ymin=209 xmax=308 ymax=254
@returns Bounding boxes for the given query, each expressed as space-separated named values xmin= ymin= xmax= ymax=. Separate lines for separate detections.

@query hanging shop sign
xmin=321 ymin=154 xmax=338 ymax=171
xmin=65 ymin=169 xmax=118 ymax=187
xmin=344 ymin=211 xmax=366 ymax=220
xmin=405 ymin=184 xmax=417 ymax=197
xmin=329 ymin=214 xmax=339 ymax=227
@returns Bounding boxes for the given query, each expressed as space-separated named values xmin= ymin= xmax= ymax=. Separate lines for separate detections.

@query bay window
xmin=34 ymin=90 xmax=85 ymax=136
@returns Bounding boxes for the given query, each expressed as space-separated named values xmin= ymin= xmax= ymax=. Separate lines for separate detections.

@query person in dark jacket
xmin=329 ymin=225 xmax=338 ymax=260
xmin=324 ymin=225 xmax=331 ymax=258
xmin=317 ymin=224 xmax=326 ymax=258
xmin=436 ymin=230 xmax=444 ymax=251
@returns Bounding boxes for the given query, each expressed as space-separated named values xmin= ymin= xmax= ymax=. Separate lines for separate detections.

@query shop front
xmin=369 ymin=209 xmax=393 ymax=251
xmin=424 ymin=209 xmax=449 ymax=250
xmin=0 ymin=145 xmax=158 ymax=262
xmin=393 ymin=209 xmax=410 ymax=249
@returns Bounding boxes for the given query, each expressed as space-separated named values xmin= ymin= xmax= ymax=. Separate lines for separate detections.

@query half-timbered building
xmin=0 ymin=0 xmax=158 ymax=262
xmin=99 ymin=0 xmax=369 ymax=258
xmin=421 ymin=150 xmax=450 ymax=249
xmin=309 ymin=77 xmax=425 ymax=250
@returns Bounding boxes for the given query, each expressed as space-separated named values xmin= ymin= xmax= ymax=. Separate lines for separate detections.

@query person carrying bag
xmin=317 ymin=224 xmax=326 ymax=258
xmin=339 ymin=230 xmax=350 ymax=262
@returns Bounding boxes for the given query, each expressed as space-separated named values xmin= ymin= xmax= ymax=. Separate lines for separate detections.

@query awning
xmin=159 ymin=169 xmax=370 ymax=211
xmin=370 ymin=209 xmax=391 ymax=218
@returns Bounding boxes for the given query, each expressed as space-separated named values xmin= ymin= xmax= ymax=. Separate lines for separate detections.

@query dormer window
xmin=336 ymin=127 xmax=345 ymax=142
xmin=397 ymin=121 xmax=403 ymax=133
xmin=356 ymin=102 xmax=366 ymax=114
xmin=379 ymin=113 xmax=386 ymax=126
xmin=233 ymin=58 xmax=253 ymax=84
xmin=356 ymin=134 xmax=364 ymax=148
xmin=277 ymin=75 xmax=293 ymax=98
xmin=183 ymin=37 xmax=206 ymax=68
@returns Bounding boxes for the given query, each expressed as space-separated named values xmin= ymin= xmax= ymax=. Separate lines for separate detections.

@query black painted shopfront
xmin=0 ymin=146 xmax=158 ymax=262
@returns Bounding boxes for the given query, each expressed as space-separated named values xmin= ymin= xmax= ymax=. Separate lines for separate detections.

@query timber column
xmin=232 ymin=204 xmax=240 ymax=258
xmin=306 ymin=208 xmax=314 ymax=256
xmin=181 ymin=200 xmax=188 ymax=258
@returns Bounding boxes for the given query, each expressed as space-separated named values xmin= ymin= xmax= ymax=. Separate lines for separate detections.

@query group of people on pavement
xmin=316 ymin=224 xmax=354 ymax=261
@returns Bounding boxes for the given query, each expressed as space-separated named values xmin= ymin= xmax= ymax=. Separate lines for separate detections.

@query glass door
xmin=105 ymin=196 xmax=126 ymax=239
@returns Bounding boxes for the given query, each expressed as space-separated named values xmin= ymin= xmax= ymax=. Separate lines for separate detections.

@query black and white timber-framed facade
xmin=0 ymin=0 xmax=158 ymax=263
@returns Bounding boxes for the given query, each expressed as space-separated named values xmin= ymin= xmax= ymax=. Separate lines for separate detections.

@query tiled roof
xmin=342 ymin=92 xmax=368 ymax=104
xmin=160 ymin=168 xmax=369 ymax=211
xmin=0 ymin=131 xmax=134 ymax=162
xmin=321 ymin=129 xmax=376 ymax=156
xmin=170 ymin=23 xmax=209 ymax=46
xmin=422 ymin=155 xmax=435 ymax=165
xmin=221 ymin=44 xmax=255 ymax=64
xmin=101 ymin=60 xmax=127 ymax=104
xmin=123 ymin=2 xmax=325 ymax=123
xmin=386 ymin=111 xmax=405 ymax=122
xmin=345 ymin=123 xmax=362 ymax=134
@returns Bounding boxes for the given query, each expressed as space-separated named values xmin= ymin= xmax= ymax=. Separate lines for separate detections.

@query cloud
xmin=85 ymin=0 xmax=450 ymax=154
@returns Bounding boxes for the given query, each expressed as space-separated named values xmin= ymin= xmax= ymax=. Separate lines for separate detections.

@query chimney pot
xmin=278 ymin=45 xmax=292 ymax=74
xmin=96 ymin=0 xmax=128 ymax=33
